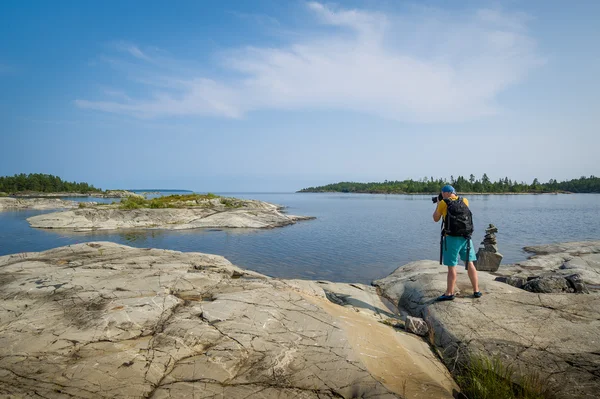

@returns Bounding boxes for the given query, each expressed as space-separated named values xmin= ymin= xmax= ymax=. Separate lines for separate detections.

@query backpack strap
xmin=458 ymin=197 xmax=472 ymax=238
xmin=442 ymin=198 xmax=449 ymax=233
xmin=465 ymin=238 xmax=471 ymax=270
xmin=452 ymin=196 xmax=472 ymax=267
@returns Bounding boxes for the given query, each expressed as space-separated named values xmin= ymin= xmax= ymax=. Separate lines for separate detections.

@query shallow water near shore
xmin=1 ymin=192 xmax=599 ymax=283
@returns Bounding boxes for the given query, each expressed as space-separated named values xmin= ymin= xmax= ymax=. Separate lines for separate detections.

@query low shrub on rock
xmin=457 ymin=354 xmax=558 ymax=399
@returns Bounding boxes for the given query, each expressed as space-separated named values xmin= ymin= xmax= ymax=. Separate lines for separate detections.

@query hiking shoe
xmin=436 ymin=294 xmax=455 ymax=301
xmin=473 ymin=291 xmax=483 ymax=298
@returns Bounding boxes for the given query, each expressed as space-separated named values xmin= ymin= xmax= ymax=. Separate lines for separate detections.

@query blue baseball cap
xmin=441 ymin=185 xmax=456 ymax=193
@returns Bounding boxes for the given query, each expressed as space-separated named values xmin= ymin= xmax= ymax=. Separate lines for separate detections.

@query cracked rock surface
xmin=26 ymin=200 xmax=314 ymax=231
xmin=373 ymin=240 xmax=600 ymax=399
xmin=0 ymin=242 xmax=456 ymax=398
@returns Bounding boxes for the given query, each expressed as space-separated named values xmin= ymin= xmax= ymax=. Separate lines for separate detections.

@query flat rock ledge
xmin=374 ymin=240 xmax=600 ymax=399
xmin=0 ymin=242 xmax=457 ymax=398
xmin=0 ymin=197 xmax=81 ymax=211
xmin=26 ymin=200 xmax=315 ymax=231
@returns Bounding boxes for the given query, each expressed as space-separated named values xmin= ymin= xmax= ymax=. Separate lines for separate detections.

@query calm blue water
xmin=1 ymin=193 xmax=599 ymax=284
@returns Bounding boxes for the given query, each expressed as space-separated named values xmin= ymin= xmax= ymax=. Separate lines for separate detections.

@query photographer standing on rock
xmin=432 ymin=185 xmax=482 ymax=300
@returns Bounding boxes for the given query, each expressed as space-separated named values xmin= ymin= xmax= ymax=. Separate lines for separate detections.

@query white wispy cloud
xmin=228 ymin=10 xmax=281 ymax=28
xmin=100 ymin=87 xmax=132 ymax=101
xmin=76 ymin=3 xmax=543 ymax=122
xmin=114 ymin=41 xmax=152 ymax=61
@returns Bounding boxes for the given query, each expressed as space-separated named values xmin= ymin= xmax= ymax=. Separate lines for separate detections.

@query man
xmin=432 ymin=185 xmax=482 ymax=300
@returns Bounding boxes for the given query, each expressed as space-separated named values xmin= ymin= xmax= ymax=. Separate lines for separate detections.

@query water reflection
xmin=120 ymin=230 xmax=162 ymax=244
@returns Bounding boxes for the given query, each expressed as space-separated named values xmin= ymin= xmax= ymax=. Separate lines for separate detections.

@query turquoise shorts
xmin=443 ymin=235 xmax=476 ymax=267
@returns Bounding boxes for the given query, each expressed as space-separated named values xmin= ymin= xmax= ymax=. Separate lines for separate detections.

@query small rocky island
xmin=26 ymin=194 xmax=314 ymax=231
xmin=0 ymin=190 xmax=142 ymax=211
xmin=0 ymin=197 xmax=82 ymax=211
xmin=9 ymin=189 xmax=143 ymax=198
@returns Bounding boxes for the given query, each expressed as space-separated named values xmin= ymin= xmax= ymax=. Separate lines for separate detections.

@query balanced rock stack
xmin=475 ymin=223 xmax=503 ymax=272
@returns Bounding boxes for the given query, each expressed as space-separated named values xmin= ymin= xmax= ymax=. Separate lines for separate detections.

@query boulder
xmin=494 ymin=275 xmax=528 ymax=289
xmin=522 ymin=276 xmax=571 ymax=293
xmin=475 ymin=250 xmax=503 ymax=272
xmin=565 ymin=274 xmax=590 ymax=294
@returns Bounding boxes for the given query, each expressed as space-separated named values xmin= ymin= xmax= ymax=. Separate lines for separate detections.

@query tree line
xmin=298 ymin=174 xmax=600 ymax=194
xmin=0 ymin=173 xmax=101 ymax=193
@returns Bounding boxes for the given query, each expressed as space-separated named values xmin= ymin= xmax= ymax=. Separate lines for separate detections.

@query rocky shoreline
xmin=0 ymin=191 xmax=142 ymax=211
xmin=1 ymin=238 xmax=598 ymax=397
xmin=0 ymin=195 xmax=315 ymax=231
xmin=0 ymin=242 xmax=456 ymax=398
xmin=374 ymin=240 xmax=600 ymax=399
xmin=0 ymin=197 xmax=82 ymax=211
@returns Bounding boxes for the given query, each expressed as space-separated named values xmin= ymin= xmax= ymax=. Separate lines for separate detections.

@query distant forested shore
xmin=298 ymin=174 xmax=600 ymax=194
xmin=0 ymin=173 xmax=101 ymax=194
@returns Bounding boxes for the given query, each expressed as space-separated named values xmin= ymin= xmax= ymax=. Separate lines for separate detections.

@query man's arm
xmin=433 ymin=206 xmax=442 ymax=222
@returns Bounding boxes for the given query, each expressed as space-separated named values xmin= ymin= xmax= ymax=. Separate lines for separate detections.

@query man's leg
xmin=466 ymin=261 xmax=479 ymax=293
xmin=462 ymin=238 xmax=481 ymax=295
xmin=446 ymin=266 xmax=457 ymax=295
xmin=438 ymin=236 xmax=460 ymax=300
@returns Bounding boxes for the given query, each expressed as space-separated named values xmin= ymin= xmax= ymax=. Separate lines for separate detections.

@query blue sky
xmin=1 ymin=0 xmax=598 ymax=192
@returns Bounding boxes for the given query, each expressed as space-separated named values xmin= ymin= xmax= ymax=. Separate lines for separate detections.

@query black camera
xmin=432 ymin=193 xmax=443 ymax=203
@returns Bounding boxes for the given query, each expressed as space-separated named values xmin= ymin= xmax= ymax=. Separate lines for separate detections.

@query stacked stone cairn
xmin=475 ymin=223 xmax=503 ymax=272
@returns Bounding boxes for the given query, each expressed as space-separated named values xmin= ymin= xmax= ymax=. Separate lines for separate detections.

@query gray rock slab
xmin=0 ymin=197 xmax=80 ymax=211
xmin=0 ymin=242 xmax=457 ymax=398
xmin=498 ymin=240 xmax=600 ymax=288
xmin=523 ymin=241 xmax=600 ymax=256
xmin=93 ymin=190 xmax=143 ymax=198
